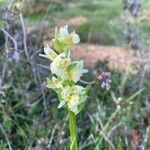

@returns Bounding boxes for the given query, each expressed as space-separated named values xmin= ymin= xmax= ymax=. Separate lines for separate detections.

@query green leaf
xmin=53 ymin=39 xmax=64 ymax=53
xmin=3 ymin=115 xmax=12 ymax=131
xmin=67 ymin=63 xmax=77 ymax=71
xmin=0 ymin=140 xmax=8 ymax=150
xmin=63 ymin=80 xmax=74 ymax=86
xmin=70 ymin=137 xmax=76 ymax=150
xmin=85 ymin=85 xmax=91 ymax=94
xmin=117 ymin=138 xmax=124 ymax=150
xmin=46 ymin=77 xmax=51 ymax=84
xmin=126 ymin=87 xmax=145 ymax=102
xmin=17 ymin=127 xmax=27 ymax=138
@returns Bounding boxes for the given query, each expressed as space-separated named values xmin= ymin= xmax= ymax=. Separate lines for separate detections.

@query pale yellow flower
xmin=61 ymin=86 xmax=71 ymax=100
xmin=71 ymin=85 xmax=84 ymax=94
xmin=47 ymin=76 xmax=63 ymax=89
xmin=50 ymin=53 xmax=71 ymax=77
xmin=70 ymin=31 xmax=80 ymax=44
xmin=58 ymin=25 xmax=80 ymax=44
xmin=58 ymin=25 xmax=69 ymax=40
xmin=60 ymin=85 xmax=86 ymax=114
xmin=53 ymin=25 xmax=80 ymax=52
xmin=39 ymin=46 xmax=57 ymax=61
xmin=67 ymin=94 xmax=80 ymax=114
xmin=65 ymin=60 xmax=88 ymax=82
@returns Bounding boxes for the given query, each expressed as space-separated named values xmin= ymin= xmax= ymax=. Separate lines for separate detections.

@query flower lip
xmin=39 ymin=45 xmax=57 ymax=61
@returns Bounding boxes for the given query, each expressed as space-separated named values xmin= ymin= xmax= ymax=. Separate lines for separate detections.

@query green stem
xmin=69 ymin=110 xmax=78 ymax=150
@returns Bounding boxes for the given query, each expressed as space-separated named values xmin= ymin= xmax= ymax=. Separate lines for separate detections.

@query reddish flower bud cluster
xmin=98 ymin=72 xmax=111 ymax=90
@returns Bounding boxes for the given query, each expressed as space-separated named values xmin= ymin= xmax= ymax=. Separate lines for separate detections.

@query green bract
xmin=40 ymin=25 xmax=88 ymax=114
xmin=65 ymin=60 xmax=88 ymax=83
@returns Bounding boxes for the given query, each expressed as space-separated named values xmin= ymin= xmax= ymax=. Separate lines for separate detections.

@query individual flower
xmin=61 ymin=85 xmax=85 ymax=100
xmin=67 ymin=94 xmax=80 ymax=114
xmin=61 ymin=85 xmax=71 ymax=100
xmin=60 ymin=85 xmax=87 ymax=114
xmin=67 ymin=91 xmax=87 ymax=114
xmin=98 ymin=72 xmax=111 ymax=90
xmin=50 ymin=53 xmax=71 ymax=77
xmin=39 ymin=46 xmax=57 ymax=61
xmin=58 ymin=25 xmax=80 ymax=44
xmin=46 ymin=76 xmax=63 ymax=89
xmin=65 ymin=60 xmax=88 ymax=83
xmin=57 ymin=85 xmax=71 ymax=109
xmin=71 ymin=85 xmax=85 ymax=94
xmin=53 ymin=25 xmax=80 ymax=53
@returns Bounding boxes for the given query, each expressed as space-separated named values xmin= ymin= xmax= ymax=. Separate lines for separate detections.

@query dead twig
xmin=1 ymin=29 xmax=18 ymax=51
xmin=18 ymin=0 xmax=29 ymax=61
xmin=47 ymin=125 xmax=57 ymax=150
xmin=0 ymin=61 xmax=7 ymax=90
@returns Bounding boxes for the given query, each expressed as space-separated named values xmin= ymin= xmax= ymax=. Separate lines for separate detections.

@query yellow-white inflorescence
xmin=40 ymin=25 xmax=88 ymax=114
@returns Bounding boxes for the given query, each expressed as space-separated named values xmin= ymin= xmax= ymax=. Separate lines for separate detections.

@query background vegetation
xmin=0 ymin=0 xmax=150 ymax=149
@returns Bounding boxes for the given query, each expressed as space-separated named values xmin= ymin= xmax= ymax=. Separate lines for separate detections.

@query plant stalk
xmin=69 ymin=110 xmax=78 ymax=150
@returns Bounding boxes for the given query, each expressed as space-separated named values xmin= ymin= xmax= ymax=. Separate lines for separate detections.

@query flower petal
xmin=71 ymin=31 xmax=80 ymax=44
xmin=58 ymin=100 xmax=66 ymax=108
